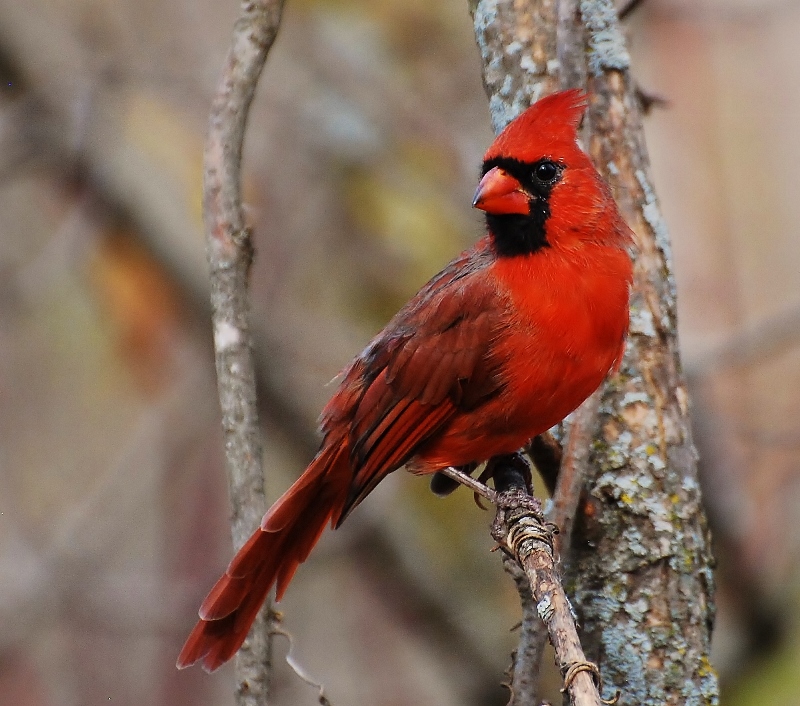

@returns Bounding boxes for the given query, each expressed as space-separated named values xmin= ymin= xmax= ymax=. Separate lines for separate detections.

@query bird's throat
xmin=486 ymin=207 xmax=550 ymax=257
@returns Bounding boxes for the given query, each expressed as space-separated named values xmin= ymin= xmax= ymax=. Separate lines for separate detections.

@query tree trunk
xmin=470 ymin=1 xmax=719 ymax=703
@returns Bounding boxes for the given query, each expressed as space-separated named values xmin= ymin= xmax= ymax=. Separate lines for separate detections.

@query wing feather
xmin=321 ymin=243 xmax=507 ymax=523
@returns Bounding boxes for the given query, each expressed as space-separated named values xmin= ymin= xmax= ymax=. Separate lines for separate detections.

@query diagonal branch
xmin=491 ymin=455 xmax=612 ymax=706
xmin=203 ymin=0 xmax=286 ymax=703
xmin=507 ymin=391 xmax=602 ymax=704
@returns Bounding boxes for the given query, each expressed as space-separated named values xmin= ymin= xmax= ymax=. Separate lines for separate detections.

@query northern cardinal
xmin=178 ymin=89 xmax=633 ymax=671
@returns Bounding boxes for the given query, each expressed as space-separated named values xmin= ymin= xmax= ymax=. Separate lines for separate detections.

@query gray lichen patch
xmin=580 ymin=0 xmax=631 ymax=75
xmin=472 ymin=0 xmax=559 ymax=131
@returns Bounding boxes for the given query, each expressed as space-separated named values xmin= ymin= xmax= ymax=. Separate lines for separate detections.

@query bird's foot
xmin=487 ymin=451 xmax=533 ymax=495
xmin=490 ymin=488 xmax=545 ymax=544
xmin=494 ymin=487 xmax=544 ymax=515
xmin=486 ymin=453 xmax=553 ymax=549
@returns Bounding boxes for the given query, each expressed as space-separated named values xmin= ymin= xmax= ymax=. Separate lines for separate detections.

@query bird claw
xmin=472 ymin=462 xmax=499 ymax=510
xmin=491 ymin=513 xmax=506 ymax=544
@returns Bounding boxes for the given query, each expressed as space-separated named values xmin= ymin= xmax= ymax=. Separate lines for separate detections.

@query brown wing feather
xmin=321 ymin=243 xmax=507 ymax=524
xmin=337 ymin=394 xmax=454 ymax=524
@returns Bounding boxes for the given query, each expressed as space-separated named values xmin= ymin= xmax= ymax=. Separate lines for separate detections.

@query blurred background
xmin=0 ymin=0 xmax=798 ymax=704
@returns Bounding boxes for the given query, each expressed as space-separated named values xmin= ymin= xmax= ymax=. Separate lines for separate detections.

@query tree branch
xmin=557 ymin=0 xmax=586 ymax=91
xmin=470 ymin=0 xmax=560 ymax=134
xmin=499 ymin=553 xmax=541 ymax=706
xmin=548 ymin=390 xmax=603 ymax=557
xmin=570 ymin=3 xmax=718 ymax=703
xmin=491 ymin=455 xmax=610 ymax=706
xmin=204 ymin=0 xmax=286 ymax=703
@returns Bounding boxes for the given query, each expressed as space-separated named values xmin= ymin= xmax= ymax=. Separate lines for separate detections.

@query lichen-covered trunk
xmin=470 ymin=1 xmax=719 ymax=703
xmin=572 ymin=69 xmax=718 ymax=705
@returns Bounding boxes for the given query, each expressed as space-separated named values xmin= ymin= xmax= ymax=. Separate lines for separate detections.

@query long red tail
xmin=177 ymin=442 xmax=350 ymax=672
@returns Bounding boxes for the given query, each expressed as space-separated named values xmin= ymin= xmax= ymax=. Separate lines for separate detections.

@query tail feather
xmin=226 ymin=527 xmax=272 ymax=578
xmin=274 ymin=486 xmax=337 ymax=599
xmin=199 ymin=572 xmax=254 ymax=621
xmin=177 ymin=443 xmax=350 ymax=672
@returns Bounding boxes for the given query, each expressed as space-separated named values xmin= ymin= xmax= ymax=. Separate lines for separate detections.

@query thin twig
xmin=439 ymin=465 xmax=498 ymax=504
xmin=204 ymin=0 xmax=286 ymax=702
xmin=270 ymin=612 xmax=332 ymax=706
xmin=618 ymin=0 xmax=647 ymax=21
xmin=491 ymin=455 xmax=613 ymax=706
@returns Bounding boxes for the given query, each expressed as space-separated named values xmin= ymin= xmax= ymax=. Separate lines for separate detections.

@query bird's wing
xmin=321 ymin=245 xmax=507 ymax=523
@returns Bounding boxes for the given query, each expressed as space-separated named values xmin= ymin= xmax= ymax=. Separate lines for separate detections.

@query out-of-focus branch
xmin=204 ymin=0 xmax=286 ymax=703
xmin=684 ymin=302 xmax=800 ymax=378
xmin=547 ymin=391 xmax=602 ymax=557
xmin=498 ymin=554 xmax=539 ymax=706
xmin=617 ymin=0 xmax=647 ymax=21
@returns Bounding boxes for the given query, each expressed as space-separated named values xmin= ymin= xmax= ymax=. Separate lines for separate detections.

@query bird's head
xmin=473 ymin=89 xmax=624 ymax=257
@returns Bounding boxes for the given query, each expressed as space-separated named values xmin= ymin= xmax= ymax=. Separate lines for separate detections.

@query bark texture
xmin=576 ymin=64 xmax=719 ymax=706
xmin=470 ymin=1 xmax=719 ymax=704
xmin=471 ymin=0 xmax=560 ymax=133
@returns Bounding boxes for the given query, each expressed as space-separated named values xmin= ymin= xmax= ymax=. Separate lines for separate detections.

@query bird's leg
xmin=488 ymin=452 xmax=534 ymax=496
xmin=437 ymin=465 xmax=497 ymax=505
xmin=487 ymin=453 xmax=546 ymax=543
xmin=435 ymin=452 xmax=540 ymax=511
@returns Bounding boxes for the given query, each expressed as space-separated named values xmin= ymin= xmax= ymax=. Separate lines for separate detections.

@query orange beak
xmin=472 ymin=167 xmax=531 ymax=215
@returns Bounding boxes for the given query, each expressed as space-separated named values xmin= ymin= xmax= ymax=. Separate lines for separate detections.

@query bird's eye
xmin=534 ymin=160 xmax=559 ymax=183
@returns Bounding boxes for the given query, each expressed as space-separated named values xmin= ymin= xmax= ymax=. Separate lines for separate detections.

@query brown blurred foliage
xmin=0 ymin=0 xmax=799 ymax=705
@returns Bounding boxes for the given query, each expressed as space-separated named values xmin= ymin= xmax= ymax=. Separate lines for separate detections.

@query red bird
xmin=178 ymin=89 xmax=633 ymax=671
